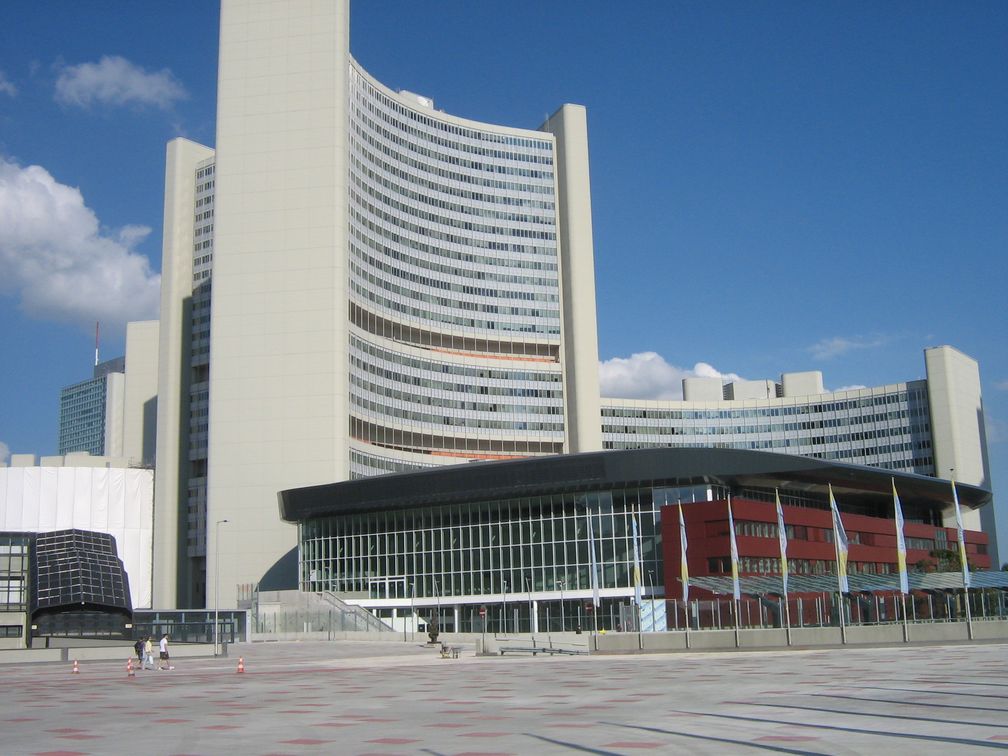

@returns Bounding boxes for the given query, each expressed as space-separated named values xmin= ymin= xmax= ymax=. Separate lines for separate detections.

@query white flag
xmin=951 ymin=480 xmax=971 ymax=589
xmin=828 ymin=484 xmax=849 ymax=593
xmin=631 ymin=514 xmax=643 ymax=606
xmin=775 ymin=489 xmax=789 ymax=598
xmin=727 ymin=495 xmax=741 ymax=601
xmin=892 ymin=479 xmax=909 ymax=595
xmin=678 ymin=503 xmax=689 ymax=606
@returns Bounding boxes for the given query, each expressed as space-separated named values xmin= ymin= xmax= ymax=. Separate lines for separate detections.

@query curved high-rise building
xmin=155 ymin=0 xmax=601 ymax=608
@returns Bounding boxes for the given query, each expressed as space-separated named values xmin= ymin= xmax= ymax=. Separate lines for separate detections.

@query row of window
xmin=350 ymin=278 xmax=560 ymax=337
xmin=604 ymin=420 xmax=929 ymax=440
xmin=353 ymin=245 xmax=557 ymax=303
xmin=603 ymin=390 xmax=928 ymax=419
xmin=351 ymin=120 xmax=554 ymax=198
xmin=350 ymin=416 xmax=565 ymax=457
xmin=351 ymin=375 xmax=562 ymax=421
xmin=351 ymin=260 xmax=558 ymax=322
xmin=356 ymin=68 xmax=554 ymax=162
xmin=352 ymin=84 xmax=554 ymax=182
xmin=708 ymin=557 xmax=896 ymax=576
xmin=352 ymin=157 xmax=555 ymax=226
xmin=350 ymin=303 xmax=559 ymax=360
xmin=350 ymin=217 xmax=558 ymax=277
xmin=351 ymin=336 xmax=563 ymax=386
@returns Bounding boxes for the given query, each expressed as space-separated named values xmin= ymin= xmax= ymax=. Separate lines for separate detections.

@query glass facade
xmin=299 ymin=484 xmax=719 ymax=631
xmin=602 ymin=382 xmax=935 ymax=475
xmin=58 ymin=375 xmax=109 ymax=455
xmin=31 ymin=529 xmax=132 ymax=619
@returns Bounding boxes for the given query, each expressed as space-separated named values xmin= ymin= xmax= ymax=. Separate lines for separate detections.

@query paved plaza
xmin=2 ymin=639 xmax=1007 ymax=754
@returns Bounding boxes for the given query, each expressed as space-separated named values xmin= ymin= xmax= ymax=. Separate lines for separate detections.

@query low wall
xmin=972 ymin=619 xmax=1008 ymax=640
xmin=789 ymin=627 xmax=843 ymax=646
xmin=0 ymin=643 xmax=217 ymax=665
xmin=593 ymin=620 xmax=1008 ymax=654
xmin=0 ymin=648 xmax=64 ymax=664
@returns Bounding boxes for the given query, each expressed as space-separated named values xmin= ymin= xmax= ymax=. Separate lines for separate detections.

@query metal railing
xmin=663 ymin=589 xmax=1008 ymax=631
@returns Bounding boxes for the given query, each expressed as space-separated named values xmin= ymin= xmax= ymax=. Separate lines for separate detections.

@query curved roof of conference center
xmin=279 ymin=447 xmax=991 ymax=522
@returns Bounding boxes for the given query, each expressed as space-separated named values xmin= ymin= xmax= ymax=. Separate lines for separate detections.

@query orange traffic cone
xmin=236 ymin=656 xmax=245 ymax=674
xmin=127 ymin=658 xmax=135 ymax=679
xmin=72 ymin=659 xmax=80 ymax=674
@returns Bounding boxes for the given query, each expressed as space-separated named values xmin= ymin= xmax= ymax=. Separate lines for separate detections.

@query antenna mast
xmin=95 ymin=321 xmax=100 ymax=367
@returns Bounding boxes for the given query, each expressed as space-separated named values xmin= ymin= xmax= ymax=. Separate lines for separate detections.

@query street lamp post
xmin=526 ymin=574 xmax=535 ymax=645
xmin=214 ymin=519 xmax=229 ymax=656
xmin=502 ymin=578 xmax=508 ymax=636
xmin=556 ymin=579 xmax=565 ymax=632
xmin=433 ymin=577 xmax=440 ymax=634
xmin=410 ymin=582 xmax=415 ymax=641
xmin=647 ymin=570 xmax=656 ymax=632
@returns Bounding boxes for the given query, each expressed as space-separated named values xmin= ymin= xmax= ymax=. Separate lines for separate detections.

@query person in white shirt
xmin=158 ymin=633 xmax=173 ymax=670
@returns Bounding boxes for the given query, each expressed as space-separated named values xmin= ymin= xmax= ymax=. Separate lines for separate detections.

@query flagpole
xmin=632 ymin=510 xmax=643 ymax=649
xmin=586 ymin=504 xmax=599 ymax=639
xmin=727 ymin=494 xmax=741 ymax=648
xmin=892 ymin=479 xmax=910 ymax=643
xmin=951 ymin=478 xmax=974 ymax=640
xmin=678 ymin=503 xmax=691 ymax=649
xmin=775 ymin=490 xmax=792 ymax=647
xmin=829 ymin=485 xmax=847 ymax=645
xmin=901 ymin=591 xmax=909 ymax=643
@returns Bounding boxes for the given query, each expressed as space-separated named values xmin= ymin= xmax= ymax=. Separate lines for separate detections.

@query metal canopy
xmin=687 ymin=571 xmax=1008 ymax=596
xmin=279 ymin=446 xmax=991 ymax=522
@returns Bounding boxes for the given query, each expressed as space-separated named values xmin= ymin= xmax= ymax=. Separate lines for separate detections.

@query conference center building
xmin=279 ymin=448 xmax=995 ymax=634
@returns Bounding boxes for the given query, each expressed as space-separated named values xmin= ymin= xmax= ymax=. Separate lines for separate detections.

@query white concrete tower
xmin=156 ymin=0 xmax=603 ymax=608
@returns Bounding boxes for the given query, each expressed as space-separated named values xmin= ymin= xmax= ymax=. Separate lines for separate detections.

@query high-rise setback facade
xmin=155 ymin=0 xmax=601 ymax=608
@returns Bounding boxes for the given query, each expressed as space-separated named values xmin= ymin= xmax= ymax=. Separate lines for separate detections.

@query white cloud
xmin=994 ymin=380 xmax=1008 ymax=392
xmin=833 ymin=384 xmax=868 ymax=392
xmin=599 ymin=352 xmax=743 ymax=400
xmin=809 ymin=335 xmax=886 ymax=360
xmin=54 ymin=55 xmax=186 ymax=109
xmin=0 ymin=155 xmax=160 ymax=328
xmin=0 ymin=441 xmax=9 ymax=465
xmin=0 ymin=71 xmax=16 ymax=97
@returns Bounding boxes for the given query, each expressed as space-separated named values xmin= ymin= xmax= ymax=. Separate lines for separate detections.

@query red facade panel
xmin=661 ymin=497 xmax=989 ymax=598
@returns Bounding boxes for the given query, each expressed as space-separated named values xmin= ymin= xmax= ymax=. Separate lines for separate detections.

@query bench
xmin=498 ymin=645 xmax=540 ymax=656
xmin=498 ymin=645 xmax=588 ymax=656
xmin=440 ymin=644 xmax=462 ymax=659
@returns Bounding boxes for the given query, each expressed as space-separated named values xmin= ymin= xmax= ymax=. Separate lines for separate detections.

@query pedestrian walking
xmin=143 ymin=636 xmax=155 ymax=670
xmin=158 ymin=633 xmax=173 ymax=670
xmin=133 ymin=637 xmax=144 ymax=667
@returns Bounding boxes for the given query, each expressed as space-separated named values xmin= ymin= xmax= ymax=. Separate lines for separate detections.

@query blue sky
xmin=1 ymin=2 xmax=1006 ymax=558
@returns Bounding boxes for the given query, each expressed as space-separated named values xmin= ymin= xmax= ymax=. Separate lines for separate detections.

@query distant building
xmin=56 ymin=321 xmax=159 ymax=467
xmin=58 ymin=357 xmax=124 ymax=457
xmin=602 ymin=345 xmax=997 ymax=559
